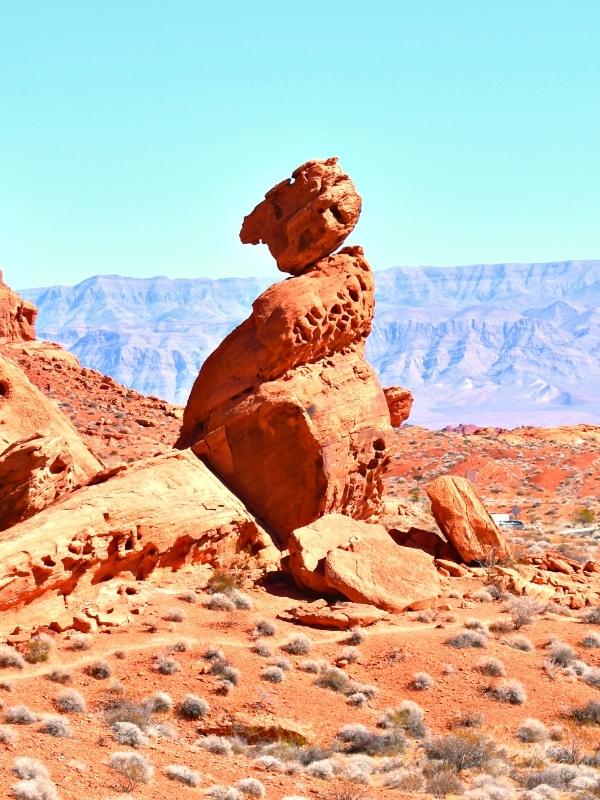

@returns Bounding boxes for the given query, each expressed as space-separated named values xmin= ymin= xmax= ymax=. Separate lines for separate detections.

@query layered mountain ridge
xmin=21 ymin=260 xmax=600 ymax=427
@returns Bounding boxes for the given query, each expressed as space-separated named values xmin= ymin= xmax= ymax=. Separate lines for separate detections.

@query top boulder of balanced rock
xmin=0 ymin=271 xmax=37 ymax=341
xmin=240 ymin=157 xmax=362 ymax=275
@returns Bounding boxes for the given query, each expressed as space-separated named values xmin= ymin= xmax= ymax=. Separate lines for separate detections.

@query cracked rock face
xmin=179 ymin=184 xmax=393 ymax=542
xmin=0 ymin=271 xmax=37 ymax=342
xmin=240 ymin=157 xmax=362 ymax=275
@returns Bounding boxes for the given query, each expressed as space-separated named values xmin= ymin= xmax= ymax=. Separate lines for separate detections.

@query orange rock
xmin=289 ymin=514 xmax=440 ymax=612
xmin=425 ymin=475 xmax=510 ymax=564
xmin=0 ymin=449 xmax=275 ymax=632
xmin=0 ymin=354 xmax=102 ymax=480
xmin=384 ymin=386 xmax=414 ymax=427
xmin=0 ymin=272 xmax=37 ymax=341
xmin=0 ymin=435 xmax=86 ymax=530
xmin=240 ymin=157 xmax=361 ymax=275
xmin=278 ymin=599 xmax=389 ymax=629
xmin=178 ymin=247 xmax=393 ymax=542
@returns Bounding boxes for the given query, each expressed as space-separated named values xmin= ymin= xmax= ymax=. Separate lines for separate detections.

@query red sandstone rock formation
xmin=425 ymin=475 xmax=510 ymax=563
xmin=240 ymin=157 xmax=361 ymax=275
xmin=0 ymin=271 xmax=37 ymax=341
xmin=0 ymin=449 xmax=275 ymax=632
xmin=288 ymin=514 xmax=440 ymax=611
xmin=384 ymin=386 xmax=414 ymax=427
xmin=0 ymin=353 xmax=102 ymax=480
xmin=178 ymin=160 xmax=393 ymax=542
xmin=0 ymin=435 xmax=86 ymax=531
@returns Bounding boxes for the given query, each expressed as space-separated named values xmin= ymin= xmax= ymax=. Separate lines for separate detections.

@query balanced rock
xmin=179 ymin=184 xmax=393 ymax=542
xmin=0 ymin=353 xmax=101 ymax=480
xmin=425 ymin=475 xmax=510 ymax=564
xmin=0 ymin=272 xmax=37 ymax=341
xmin=0 ymin=449 xmax=274 ymax=632
xmin=384 ymin=386 xmax=414 ymax=427
xmin=288 ymin=514 xmax=440 ymax=612
xmin=0 ymin=435 xmax=85 ymax=530
xmin=240 ymin=157 xmax=362 ymax=275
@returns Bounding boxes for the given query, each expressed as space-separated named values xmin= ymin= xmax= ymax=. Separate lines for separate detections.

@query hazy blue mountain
xmin=22 ymin=260 xmax=600 ymax=428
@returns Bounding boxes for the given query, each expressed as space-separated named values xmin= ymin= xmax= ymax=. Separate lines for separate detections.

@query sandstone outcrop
xmin=178 ymin=160 xmax=393 ymax=542
xmin=384 ymin=386 xmax=414 ymax=427
xmin=240 ymin=157 xmax=361 ymax=275
xmin=288 ymin=514 xmax=440 ymax=611
xmin=425 ymin=475 xmax=510 ymax=563
xmin=0 ymin=271 xmax=37 ymax=341
xmin=278 ymin=598 xmax=389 ymax=629
xmin=0 ymin=449 xmax=274 ymax=632
xmin=0 ymin=353 xmax=102 ymax=481
xmin=0 ymin=435 xmax=86 ymax=531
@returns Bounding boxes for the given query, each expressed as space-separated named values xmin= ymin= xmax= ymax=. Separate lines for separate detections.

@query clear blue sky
xmin=1 ymin=1 xmax=599 ymax=288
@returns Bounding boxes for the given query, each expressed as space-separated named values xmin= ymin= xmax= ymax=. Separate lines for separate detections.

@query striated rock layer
xmin=425 ymin=474 xmax=510 ymax=563
xmin=177 ymin=246 xmax=393 ymax=542
xmin=0 ymin=449 xmax=275 ymax=632
xmin=240 ymin=157 xmax=361 ymax=275
xmin=0 ymin=271 xmax=37 ymax=341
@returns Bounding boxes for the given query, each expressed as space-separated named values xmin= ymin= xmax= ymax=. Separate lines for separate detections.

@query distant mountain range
xmin=22 ymin=260 xmax=600 ymax=428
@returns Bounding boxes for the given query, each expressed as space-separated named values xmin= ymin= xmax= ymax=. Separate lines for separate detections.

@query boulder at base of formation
xmin=0 ymin=449 xmax=275 ymax=633
xmin=288 ymin=513 xmax=440 ymax=612
xmin=425 ymin=474 xmax=510 ymax=564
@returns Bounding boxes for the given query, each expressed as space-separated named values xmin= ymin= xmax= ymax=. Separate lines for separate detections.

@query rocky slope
xmin=21 ymin=260 xmax=600 ymax=426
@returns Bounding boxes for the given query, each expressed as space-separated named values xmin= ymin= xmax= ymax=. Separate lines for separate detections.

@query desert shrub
xmin=210 ymin=661 xmax=240 ymax=685
xmin=281 ymin=635 xmax=311 ymax=655
xmin=196 ymin=734 xmax=233 ymax=755
xmin=347 ymin=692 xmax=367 ymax=707
xmin=522 ymin=787 xmax=559 ymax=800
xmin=5 ymin=705 xmax=37 ymax=724
xmin=165 ymin=764 xmax=200 ymax=786
xmin=104 ymin=699 xmax=151 ymax=729
xmin=337 ymin=723 xmax=405 ymax=756
xmin=446 ymin=629 xmax=488 ymax=649
xmin=177 ymin=694 xmax=210 ymax=720
xmin=305 ymin=758 xmax=335 ymax=779
xmin=54 ymin=690 xmax=85 ymax=714
xmin=546 ymin=743 xmax=580 ymax=763
xmin=236 ymin=777 xmax=265 ymax=798
xmin=45 ymin=668 xmax=71 ymax=684
xmin=583 ymin=667 xmax=600 ymax=688
xmin=149 ymin=691 xmax=172 ymax=713
xmin=449 ymin=712 xmax=484 ymax=730
xmin=476 ymin=657 xmax=506 ymax=677
xmin=507 ymin=597 xmax=546 ymax=629
xmin=253 ymin=755 xmax=284 ymax=772
xmin=547 ymin=640 xmax=574 ymax=667
xmin=581 ymin=607 xmax=600 ymax=625
xmin=0 ymin=647 xmax=24 ymax=670
xmin=571 ymin=701 xmax=600 ymax=724
xmin=69 ymin=633 xmax=92 ymax=651
xmin=207 ymin=786 xmax=242 ymax=800
xmin=425 ymin=766 xmax=465 ymax=797
xmin=0 ymin=725 xmax=17 ymax=745
xmin=229 ymin=589 xmax=253 ymax=610
xmin=517 ymin=718 xmax=549 ymax=743
xmin=109 ymin=751 xmax=154 ymax=788
xmin=251 ymin=643 xmax=271 ymax=658
xmin=299 ymin=659 xmax=322 ymax=673
xmin=473 ymin=590 xmax=494 ymax=603
xmin=581 ymin=631 xmax=600 ymax=648
xmin=425 ymin=732 xmax=497 ymax=771
xmin=262 ymin=666 xmax=284 ymax=684
xmin=489 ymin=617 xmax=514 ymax=633
xmin=178 ymin=590 xmax=197 ymax=604
xmin=383 ymin=768 xmax=424 ymax=790
xmin=465 ymin=618 xmax=490 ymax=635
xmin=345 ymin=627 xmax=366 ymax=645
xmin=11 ymin=778 xmax=60 ymax=800
xmin=24 ymin=635 xmax=53 ymax=664
xmin=171 ymin=639 xmax=191 ymax=653
xmin=39 ymin=715 xmax=72 ymax=738
xmin=12 ymin=758 xmax=50 ymax=780
xmin=519 ymin=765 xmax=580 ymax=789
xmin=501 ymin=634 xmax=534 ymax=652
xmin=315 ymin=666 xmax=351 ymax=693
xmin=271 ymin=656 xmax=292 ymax=671
xmin=253 ymin=619 xmax=277 ymax=637
xmin=339 ymin=646 xmax=361 ymax=664
xmin=412 ymin=671 xmax=434 ymax=690
xmin=414 ymin=610 xmax=435 ymax=623
xmin=489 ymin=679 xmax=527 ymax=705
xmin=86 ymin=660 xmax=112 ymax=679
xmin=341 ymin=755 xmax=373 ymax=784
xmin=112 ymin=721 xmax=147 ymax=747
xmin=154 ymin=655 xmax=180 ymax=674
xmin=203 ymin=593 xmax=236 ymax=612
xmin=379 ymin=700 xmax=426 ymax=737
